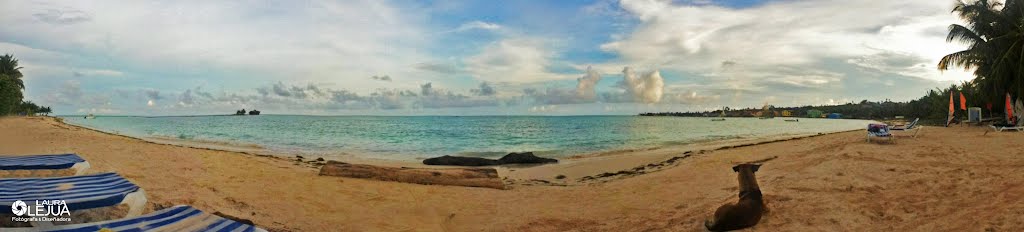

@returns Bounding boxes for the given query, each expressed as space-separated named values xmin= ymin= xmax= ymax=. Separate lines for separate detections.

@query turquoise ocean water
xmin=62 ymin=115 xmax=871 ymax=160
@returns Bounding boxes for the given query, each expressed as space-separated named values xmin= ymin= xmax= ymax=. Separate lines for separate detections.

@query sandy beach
xmin=3 ymin=116 xmax=1024 ymax=231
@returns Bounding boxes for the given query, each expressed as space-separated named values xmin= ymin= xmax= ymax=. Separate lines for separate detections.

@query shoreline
xmin=57 ymin=116 xmax=864 ymax=185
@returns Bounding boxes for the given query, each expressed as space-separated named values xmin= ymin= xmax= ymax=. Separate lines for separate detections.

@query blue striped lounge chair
xmin=866 ymin=123 xmax=894 ymax=144
xmin=0 ymin=154 xmax=91 ymax=176
xmin=888 ymin=118 xmax=922 ymax=137
xmin=12 ymin=205 xmax=267 ymax=232
xmin=0 ymin=173 xmax=147 ymax=226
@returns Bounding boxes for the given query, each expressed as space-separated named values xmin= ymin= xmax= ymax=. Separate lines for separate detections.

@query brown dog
xmin=704 ymin=164 xmax=764 ymax=231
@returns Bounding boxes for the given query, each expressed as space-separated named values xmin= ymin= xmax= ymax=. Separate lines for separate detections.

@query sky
xmin=0 ymin=0 xmax=976 ymax=115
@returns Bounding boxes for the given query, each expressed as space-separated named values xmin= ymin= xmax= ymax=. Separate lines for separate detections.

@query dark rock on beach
xmin=422 ymin=152 xmax=558 ymax=166
xmin=497 ymin=152 xmax=558 ymax=164
xmin=422 ymin=155 xmax=500 ymax=166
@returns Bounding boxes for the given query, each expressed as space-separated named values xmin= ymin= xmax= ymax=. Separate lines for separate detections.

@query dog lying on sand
xmin=705 ymin=164 xmax=764 ymax=231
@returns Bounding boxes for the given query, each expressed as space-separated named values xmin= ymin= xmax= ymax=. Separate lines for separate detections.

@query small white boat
xmin=711 ymin=107 xmax=727 ymax=121
xmin=84 ymin=114 xmax=96 ymax=119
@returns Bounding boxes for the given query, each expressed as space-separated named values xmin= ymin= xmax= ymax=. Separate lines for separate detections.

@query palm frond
xmin=939 ymin=49 xmax=983 ymax=71
xmin=947 ymin=24 xmax=987 ymax=45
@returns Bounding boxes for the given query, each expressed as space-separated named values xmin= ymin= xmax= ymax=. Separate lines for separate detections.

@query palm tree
xmin=938 ymin=0 xmax=1024 ymax=104
xmin=0 ymin=54 xmax=24 ymax=89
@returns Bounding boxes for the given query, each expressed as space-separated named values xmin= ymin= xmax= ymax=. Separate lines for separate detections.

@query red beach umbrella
xmin=947 ymin=91 xmax=955 ymax=127
xmin=1008 ymin=93 xmax=1015 ymax=125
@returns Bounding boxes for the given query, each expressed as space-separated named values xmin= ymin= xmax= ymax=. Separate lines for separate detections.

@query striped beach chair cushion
xmin=41 ymin=205 xmax=266 ymax=232
xmin=867 ymin=124 xmax=891 ymax=137
xmin=0 ymin=154 xmax=86 ymax=170
xmin=867 ymin=131 xmax=891 ymax=137
xmin=0 ymin=173 xmax=140 ymax=211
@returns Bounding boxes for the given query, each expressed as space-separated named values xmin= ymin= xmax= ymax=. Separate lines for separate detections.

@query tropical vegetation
xmin=938 ymin=0 xmax=1024 ymax=110
xmin=0 ymin=54 xmax=51 ymax=115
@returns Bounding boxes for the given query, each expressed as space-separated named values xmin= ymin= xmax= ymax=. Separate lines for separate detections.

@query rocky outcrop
xmin=422 ymin=155 xmax=499 ymax=166
xmin=497 ymin=152 xmax=558 ymax=164
xmin=422 ymin=152 xmax=558 ymax=166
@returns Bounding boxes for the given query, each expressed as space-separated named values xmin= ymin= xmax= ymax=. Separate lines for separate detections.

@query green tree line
xmin=0 ymin=54 xmax=52 ymax=115
xmin=641 ymin=81 xmax=1003 ymax=124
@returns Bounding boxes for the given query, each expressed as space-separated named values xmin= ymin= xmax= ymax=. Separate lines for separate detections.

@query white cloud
xmin=575 ymin=66 xmax=603 ymax=102
xmin=526 ymin=66 xmax=605 ymax=104
xmin=465 ymin=38 xmax=573 ymax=83
xmin=33 ymin=8 xmax=91 ymax=25
xmin=455 ymin=21 xmax=501 ymax=32
xmin=44 ymin=80 xmax=112 ymax=110
xmin=620 ymin=67 xmax=664 ymax=104
xmin=0 ymin=0 xmax=433 ymax=85
xmin=604 ymin=0 xmax=973 ymax=83
xmin=73 ymin=69 xmax=123 ymax=77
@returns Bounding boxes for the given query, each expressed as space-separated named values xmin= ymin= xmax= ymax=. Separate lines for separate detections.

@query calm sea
xmin=61 ymin=115 xmax=870 ymax=160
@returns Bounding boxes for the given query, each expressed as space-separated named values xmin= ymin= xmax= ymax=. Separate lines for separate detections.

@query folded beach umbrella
xmin=947 ymin=91 xmax=955 ymax=127
xmin=23 ymin=205 xmax=267 ymax=232
xmin=0 ymin=173 xmax=148 ymax=220
xmin=960 ymin=92 xmax=967 ymax=110
xmin=0 ymin=154 xmax=91 ymax=176
xmin=1007 ymin=93 xmax=1015 ymax=125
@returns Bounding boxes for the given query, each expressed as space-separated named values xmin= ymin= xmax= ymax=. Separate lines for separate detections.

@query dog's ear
xmin=751 ymin=164 xmax=761 ymax=172
xmin=732 ymin=165 xmax=740 ymax=172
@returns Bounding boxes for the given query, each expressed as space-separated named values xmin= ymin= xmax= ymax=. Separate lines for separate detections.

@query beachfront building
xmin=807 ymin=109 xmax=823 ymax=118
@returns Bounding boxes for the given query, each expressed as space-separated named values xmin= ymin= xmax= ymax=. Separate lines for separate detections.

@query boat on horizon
xmin=712 ymin=107 xmax=727 ymax=121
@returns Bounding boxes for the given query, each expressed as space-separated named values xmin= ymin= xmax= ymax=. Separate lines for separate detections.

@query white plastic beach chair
xmin=0 ymin=173 xmax=147 ymax=227
xmin=889 ymin=118 xmax=923 ymax=137
xmin=7 ymin=205 xmax=267 ymax=232
xmin=0 ymin=154 xmax=91 ymax=176
xmin=991 ymin=116 xmax=1024 ymax=132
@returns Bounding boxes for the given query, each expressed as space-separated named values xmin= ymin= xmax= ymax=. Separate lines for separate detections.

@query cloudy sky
xmin=0 ymin=0 xmax=975 ymax=115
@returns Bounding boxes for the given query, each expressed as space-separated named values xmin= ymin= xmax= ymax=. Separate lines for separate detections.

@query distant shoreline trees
xmin=0 ymin=54 xmax=52 ymax=116
xmin=639 ymin=83 xmax=984 ymax=124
